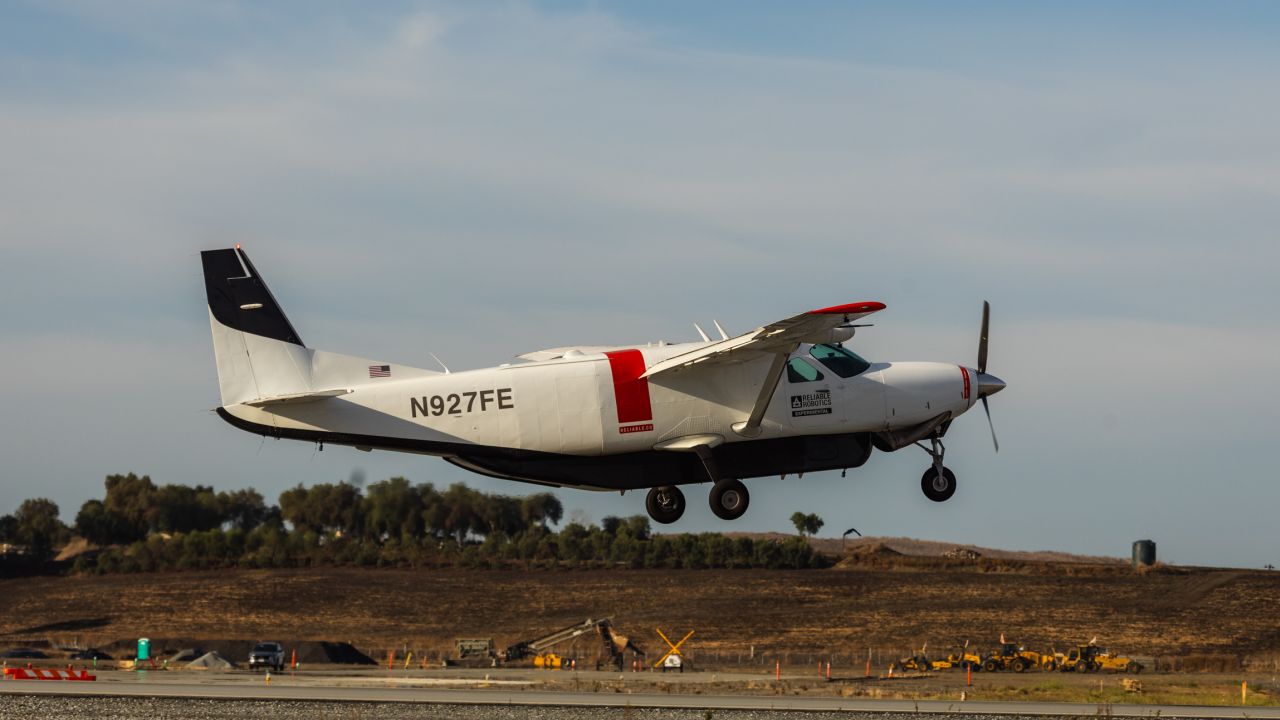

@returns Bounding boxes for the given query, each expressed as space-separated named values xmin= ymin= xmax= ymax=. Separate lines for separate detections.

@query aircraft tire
xmin=921 ymin=466 xmax=957 ymax=502
xmin=646 ymin=486 xmax=686 ymax=524
xmin=708 ymin=479 xmax=750 ymax=520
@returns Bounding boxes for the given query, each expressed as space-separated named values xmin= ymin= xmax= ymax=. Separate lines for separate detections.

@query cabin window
xmin=810 ymin=343 xmax=871 ymax=378
xmin=786 ymin=357 xmax=824 ymax=383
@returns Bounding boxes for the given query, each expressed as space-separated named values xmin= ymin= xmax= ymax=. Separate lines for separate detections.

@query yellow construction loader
xmin=983 ymin=641 xmax=1050 ymax=673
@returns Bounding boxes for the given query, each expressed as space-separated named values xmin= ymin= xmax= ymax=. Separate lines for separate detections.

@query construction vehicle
xmin=982 ymin=640 xmax=1049 ymax=673
xmin=1094 ymin=649 xmax=1143 ymax=674
xmin=927 ymin=641 xmax=983 ymax=671
xmin=891 ymin=652 xmax=933 ymax=673
xmin=889 ymin=642 xmax=935 ymax=673
xmin=1049 ymin=643 xmax=1141 ymax=674
xmin=504 ymin=618 xmax=644 ymax=670
xmin=1053 ymin=644 xmax=1100 ymax=672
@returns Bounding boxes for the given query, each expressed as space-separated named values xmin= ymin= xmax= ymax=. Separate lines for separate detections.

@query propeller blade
xmin=982 ymin=396 xmax=999 ymax=453
xmin=978 ymin=300 xmax=990 ymax=374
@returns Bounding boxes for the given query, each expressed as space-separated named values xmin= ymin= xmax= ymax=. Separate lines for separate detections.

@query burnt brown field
xmin=4 ymin=546 xmax=1280 ymax=670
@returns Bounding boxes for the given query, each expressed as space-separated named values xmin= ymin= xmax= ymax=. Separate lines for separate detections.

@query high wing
xmin=640 ymin=301 xmax=885 ymax=379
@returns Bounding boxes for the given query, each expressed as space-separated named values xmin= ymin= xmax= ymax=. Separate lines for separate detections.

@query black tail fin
xmin=201 ymin=247 xmax=305 ymax=347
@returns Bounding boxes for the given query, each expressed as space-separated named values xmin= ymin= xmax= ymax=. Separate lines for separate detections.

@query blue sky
xmin=1 ymin=1 xmax=1278 ymax=567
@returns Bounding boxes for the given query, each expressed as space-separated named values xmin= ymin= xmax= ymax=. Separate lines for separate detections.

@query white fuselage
xmin=221 ymin=341 xmax=978 ymax=458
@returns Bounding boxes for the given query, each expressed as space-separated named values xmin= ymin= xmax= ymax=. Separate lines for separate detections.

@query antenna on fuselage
xmin=429 ymin=352 xmax=451 ymax=374
xmin=712 ymin=320 xmax=729 ymax=340
xmin=694 ymin=323 xmax=710 ymax=342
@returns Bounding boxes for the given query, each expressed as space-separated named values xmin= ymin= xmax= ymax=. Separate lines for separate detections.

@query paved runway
xmin=4 ymin=679 xmax=1279 ymax=718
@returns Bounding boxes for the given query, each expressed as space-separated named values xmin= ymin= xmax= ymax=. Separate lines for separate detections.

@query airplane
xmin=201 ymin=246 xmax=1005 ymax=524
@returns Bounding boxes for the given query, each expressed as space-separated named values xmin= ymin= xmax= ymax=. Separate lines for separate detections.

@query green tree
xmin=280 ymin=482 xmax=363 ymax=535
xmin=520 ymin=493 xmax=564 ymax=529
xmin=0 ymin=514 xmax=17 ymax=543
xmin=478 ymin=493 xmax=525 ymax=539
xmin=441 ymin=484 xmax=482 ymax=543
xmin=14 ymin=498 xmax=66 ymax=558
xmin=420 ymin=484 xmax=447 ymax=538
xmin=102 ymin=473 xmax=157 ymax=542
xmin=151 ymin=484 xmax=223 ymax=533
xmin=363 ymin=478 xmax=424 ymax=540
xmin=75 ymin=499 xmax=118 ymax=546
xmin=790 ymin=512 xmax=824 ymax=537
xmin=219 ymin=488 xmax=269 ymax=532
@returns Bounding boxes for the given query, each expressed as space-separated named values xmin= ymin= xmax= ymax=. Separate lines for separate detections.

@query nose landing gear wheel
xmin=921 ymin=466 xmax=957 ymax=502
xmin=709 ymin=479 xmax=750 ymax=520
xmin=646 ymin=485 xmax=686 ymax=524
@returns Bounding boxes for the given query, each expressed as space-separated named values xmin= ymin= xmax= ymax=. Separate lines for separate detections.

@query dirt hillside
xmin=3 ymin=557 xmax=1278 ymax=665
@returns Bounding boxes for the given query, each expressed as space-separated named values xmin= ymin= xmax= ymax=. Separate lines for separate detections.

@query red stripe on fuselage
xmin=605 ymin=350 xmax=653 ymax=424
xmin=960 ymin=366 xmax=971 ymax=400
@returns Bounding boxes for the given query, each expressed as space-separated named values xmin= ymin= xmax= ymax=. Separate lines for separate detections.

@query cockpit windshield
xmin=809 ymin=343 xmax=871 ymax=378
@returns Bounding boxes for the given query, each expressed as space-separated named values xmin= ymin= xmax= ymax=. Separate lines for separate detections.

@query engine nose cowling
xmin=880 ymin=361 xmax=975 ymax=429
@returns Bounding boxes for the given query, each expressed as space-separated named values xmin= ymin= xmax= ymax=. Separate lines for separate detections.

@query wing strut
xmin=731 ymin=348 xmax=794 ymax=438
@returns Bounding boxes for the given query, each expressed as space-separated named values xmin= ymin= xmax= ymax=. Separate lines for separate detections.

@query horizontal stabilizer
xmin=244 ymin=388 xmax=353 ymax=407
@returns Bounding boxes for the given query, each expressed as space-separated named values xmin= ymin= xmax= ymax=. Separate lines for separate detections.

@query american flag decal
xmin=369 ymin=365 xmax=391 ymax=378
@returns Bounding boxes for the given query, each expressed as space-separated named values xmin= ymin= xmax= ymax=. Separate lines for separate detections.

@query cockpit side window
xmin=809 ymin=343 xmax=871 ymax=378
xmin=786 ymin=357 xmax=824 ymax=383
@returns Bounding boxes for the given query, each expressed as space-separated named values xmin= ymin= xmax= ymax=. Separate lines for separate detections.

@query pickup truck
xmin=248 ymin=642 xmax=285 ymax=671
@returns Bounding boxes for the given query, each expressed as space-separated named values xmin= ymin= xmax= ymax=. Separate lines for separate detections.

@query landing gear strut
xmin=708 ymin=479 xmax=750 ymax=520
xmin=645 ymin=486 xmax=686 ymax=524
xmin=916 ymin=434 xmax=957 ymax=502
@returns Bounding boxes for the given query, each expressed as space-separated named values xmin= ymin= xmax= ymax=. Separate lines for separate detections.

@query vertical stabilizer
xmin=201 ymin=247 xmax=313 ymax=406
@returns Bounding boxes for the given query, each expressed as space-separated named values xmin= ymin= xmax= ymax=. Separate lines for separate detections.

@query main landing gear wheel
xmin=646 ymin=486 xmax=686 ymax=524
xmin=708 ymin=479 xmax=750 ymax=521
xmin=921 ymin=466 xmax=957 ymax=502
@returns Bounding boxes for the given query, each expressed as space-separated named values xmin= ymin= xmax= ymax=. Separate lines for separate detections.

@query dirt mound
xmin=834 ymin=542 xmax=903 ymax=567
xmin=187 ymin=651 xmax=234 ymax=670
xmin=293 ymin=641 xmax=376 ymax=665
xmin=853 ymin=542 xmax=903 ymax=556
xmin=807 ymin=535 xmax=1124 ymax=564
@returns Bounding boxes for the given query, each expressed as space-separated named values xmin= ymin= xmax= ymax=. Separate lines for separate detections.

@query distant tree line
xmin=0 ymin=473 xmax=825 ymax=574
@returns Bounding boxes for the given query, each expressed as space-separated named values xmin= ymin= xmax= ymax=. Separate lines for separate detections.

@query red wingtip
xmin=808 ymin=301 xmax=886 ymax=315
